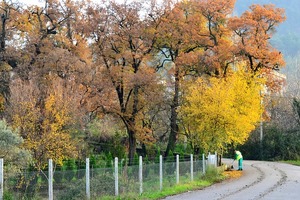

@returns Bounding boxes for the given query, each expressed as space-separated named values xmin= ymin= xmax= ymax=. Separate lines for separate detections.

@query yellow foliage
xmin=181 ymin=70 xmax=263 ymax=153
xmin=13 ymin=94 xmax=77 ymax=170
xmin=0 ymin=96 xmax=5 ymax=112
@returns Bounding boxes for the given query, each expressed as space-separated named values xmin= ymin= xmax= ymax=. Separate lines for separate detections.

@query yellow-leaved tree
xmin=181 ymin=70 xmax=263 ymax=153
xmin=13 ymin=94 xmax=77 ymax=170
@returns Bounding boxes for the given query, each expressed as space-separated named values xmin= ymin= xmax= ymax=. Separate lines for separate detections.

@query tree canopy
xmin=181 ymin=70 xmax=263 ymax=152
xmin=0 ymin=0 xmax=287 ymax=165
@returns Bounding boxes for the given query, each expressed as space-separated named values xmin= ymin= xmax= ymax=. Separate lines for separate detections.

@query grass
xmin=99 ymin=181 xmax=213 ymax=200
xmin=98 ymin=166 xmax=229 ymax=200
xmin=282 ymin=160 xmax=300 ymax=166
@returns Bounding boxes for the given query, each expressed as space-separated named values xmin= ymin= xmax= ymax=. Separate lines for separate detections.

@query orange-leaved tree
xmin=155 ymin=0 xmax=236 ymax=156
xmin=83 ymin=1 xmax=165 ymax=165
xmin=229 ymin=4 xmax=286 ymax=91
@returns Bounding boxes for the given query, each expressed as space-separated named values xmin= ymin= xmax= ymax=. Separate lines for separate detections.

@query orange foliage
xmin=229 ymin=4 xmax=286 ymax=78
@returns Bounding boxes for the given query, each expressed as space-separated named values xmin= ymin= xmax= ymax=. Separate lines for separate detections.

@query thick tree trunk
xmin=128 ymin=127 xmax=136 ymax=166
xmin=165 ymin=105 xmax=178 ymax=157
xmin=165 ymin=65 xmax=179 ymax=157
xmin=127 ymin=86 xmax=139 ymax=165
xmin=0 ymin=13 xmax=7 ymax=52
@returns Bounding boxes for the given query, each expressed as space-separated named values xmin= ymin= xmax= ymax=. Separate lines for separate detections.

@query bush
xmin=56 ymin=182 xmax=85 ymax=200
xmin=57 ymin=172 xmax=115 ymax=199
xmin=203 ymin=166 xmax=224 ymax=182
xmin=240 ymin=125 xmax=300 ymax=161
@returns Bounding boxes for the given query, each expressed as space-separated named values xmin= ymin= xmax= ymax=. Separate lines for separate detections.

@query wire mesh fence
xmin=0 ymin=153 xmax=216 ymax=199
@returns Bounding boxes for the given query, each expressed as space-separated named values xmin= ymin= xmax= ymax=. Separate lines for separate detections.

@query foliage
xmin=0 ymin=95 xmax=5 ymax=113
xmin=86 ymin=117 xmax=127 ymax=160
xmin=202 ymin=166 xmax=225 ymax=182
xmin=241 ymin=125 xmax=300 ymax=161
xmin=0 ymin=119 xmax=31 ymax=171
xmin=87 ymin=116 xmax=122 ymax=140
xmin=0 ymin=0 xmax=287 ymax=169
xmin=181 ymin=70 xmax=263 ymax=153
xmin=12 ymin=94 xmax=77 ymax=170
xmin=239 ymin=95 xmax=300 ymax=161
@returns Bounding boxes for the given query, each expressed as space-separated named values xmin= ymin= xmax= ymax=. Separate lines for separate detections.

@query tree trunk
xmin=128 ymin=127 xmax=136 ymax=166
xmin=0 ymin=13 xmax=7 ymax=52
xmin=165 ymin=64 xmax=179 ymax=157
xmin=127 ymin=85 xmax=139 ymax=165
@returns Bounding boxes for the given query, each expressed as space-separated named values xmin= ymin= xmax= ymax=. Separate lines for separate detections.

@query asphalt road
xmin=164 ymin=160 xmax=300 ymax=200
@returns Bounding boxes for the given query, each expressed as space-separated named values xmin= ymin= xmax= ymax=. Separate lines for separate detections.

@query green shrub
xmin=57 ymin=180 xmax=86 ymax=200
xmin=4 ymin=191 xmax=13 ymax=200
xmin=203 ymin=166 xmax=224 ymax=182
xmin=64 ymin=159 xmax=77 ymax=181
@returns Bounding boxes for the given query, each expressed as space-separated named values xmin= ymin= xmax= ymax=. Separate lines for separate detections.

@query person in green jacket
xmin=235 ymin=150 xmax=243 ymax=171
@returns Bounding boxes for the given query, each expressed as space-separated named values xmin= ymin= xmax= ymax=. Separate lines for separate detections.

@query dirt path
xmin=163 ymin=160 xmax=300 ymax=200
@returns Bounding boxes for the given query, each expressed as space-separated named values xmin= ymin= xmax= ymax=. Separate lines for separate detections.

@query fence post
xmin=190 ymin=154 xmax=193 ymax=181
xmin=49 ymin=159 xmax=53 ymax=200
xmin=159 ymin=155 xmax=163 ymax=190
xmin=215 ymin=151 xmax=217 ymax=167
xmin=176 ymin=154 xmax=179 ymax=184
xmin=114 ymin=157 xmax=119 ymax=196
xmin=86 ymin=158 xmax=90 ymax=199
xmin=139 ymin=156 xmax=143 ymax=195
xmin=0 ymin=158 xmax=3 ymax=200
xmin=202 ymin=154 xmax=205 ymax=174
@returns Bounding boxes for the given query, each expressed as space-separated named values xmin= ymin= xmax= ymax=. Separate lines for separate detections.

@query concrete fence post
xmin=139 ymin=156 xmax=143 ymax=195
xmin=190 ymin=154 xmax=193 ymax=181
xmin=159 ymin=155 xmax=163 ymax=190
xmin=86 ymin=158 xmax=90 ymax=199
xmin=215 ymin=151 xmax=217 ymax=167
xmin=114 ymin=157 xmax=119 ymax=196
xmin=48 ymin=159 xmax=53 ymax=200
xmin=202 ymin=154 xmax=205 ymax=174
xmin=176 ymin=155 xmax=179 ymax=184
xmin=0 ymin=158 xmax=3 ymax=200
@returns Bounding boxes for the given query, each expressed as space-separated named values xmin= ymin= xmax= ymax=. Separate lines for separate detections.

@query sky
xmin=18 ymin=0 xmax=125 ymax=6
xmin=18 ymin=0 xmax=43 ymax=6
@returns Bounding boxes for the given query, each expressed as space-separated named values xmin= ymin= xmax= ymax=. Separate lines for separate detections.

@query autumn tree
xmin=155 ymin=0 xmax=286 ymax=156
xmin=12 ymin=94 xmax=77 ymax=170
xmin=79 ymin=0 xmax=167 ymax=164
xmin=0 ymin=0 xmax=23 ymax=117
xmin=7 ymin=0 xmax=90 ymax=168
xmin=154 ymin=0 xmax=236 ymax=156
xmin=0 ymin=0 xmax=287 ymax=165
xmin=229 ymin=4 xmax=286 ymax=90
xmin=181 ymin=70 xmax=263 ymax=153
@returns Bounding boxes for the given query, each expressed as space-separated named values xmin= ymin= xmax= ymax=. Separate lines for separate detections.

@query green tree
xmin=0 ymin=119 xmax=31 ymax=171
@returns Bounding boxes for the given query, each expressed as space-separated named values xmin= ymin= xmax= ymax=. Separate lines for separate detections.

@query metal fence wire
xmin=0 ymin=154 xmax=216 ymax=199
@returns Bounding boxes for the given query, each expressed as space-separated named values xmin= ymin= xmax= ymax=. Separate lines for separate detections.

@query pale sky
xmin=18 ymin=0 xmax=126 ymax=6
xmin=18 ymin=0 xmax=44 ymax=6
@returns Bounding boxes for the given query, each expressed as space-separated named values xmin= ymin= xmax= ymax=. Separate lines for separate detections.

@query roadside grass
xmin=282 ymin=160 xmax=300 ymax=166
xmin=99 ymin=166 xmax=227 ymax=200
